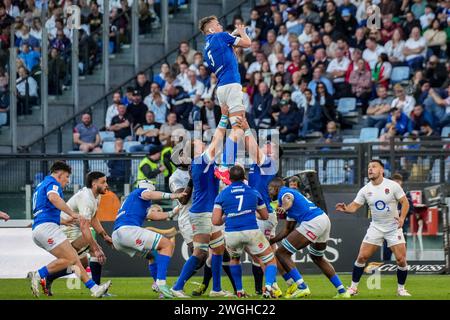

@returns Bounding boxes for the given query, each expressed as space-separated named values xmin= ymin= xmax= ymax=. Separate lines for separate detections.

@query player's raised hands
xmin=235 ymin=24 xmax=247 ymax=36
xmin=335 ymin=203 xmax=348 ymax=212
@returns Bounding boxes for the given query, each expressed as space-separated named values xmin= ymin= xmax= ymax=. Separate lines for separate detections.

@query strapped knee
xmin=308 ymin=246 xmax=325 ymax=258
xmin=260 ymin=252 xmax=275 ymax=264
xmin=209 ymin=235 xmax=224 ymax=249
xmin=193 ymin=242 xmax=209 ymax=252
xmin=281 ymin=238 xmax=298 ymax=255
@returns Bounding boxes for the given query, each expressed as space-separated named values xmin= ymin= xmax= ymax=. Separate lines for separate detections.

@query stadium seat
xmin=342 ymin=138 xmax=359 ymax=150
xmin=99 ymin=131 xmax=115 ymax=142
xmin=124 ymin=141 xmax=142 ymax=153
xmin=359 ymin=127 xmax=379 ymax=142
xmin=102 ymin=141 xmax=115 ymax=153
xmin=325 ymin=159 xmax=346 ymax=184
xmin=88 ymin=160 xmax=110 ymax=176
xmin=390 ymin=66 xmax=410 ymax=85
xmin=337 ymin=98 xmax=357 ymax=117
xmin=441 ymin=126 xmax=450 ymax=139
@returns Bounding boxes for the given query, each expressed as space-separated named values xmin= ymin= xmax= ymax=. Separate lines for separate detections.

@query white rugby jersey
xmin=354 ymin=178 xmax=406 ymax=232
xmin=61 ymin=187 xmax=100 ymax=239
xmin=169 ymin=169 xmax=192 ymax=221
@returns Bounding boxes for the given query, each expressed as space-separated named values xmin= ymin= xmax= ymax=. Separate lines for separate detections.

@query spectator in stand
xmin=126 ymin=90 xmax=148 ymax=127
xmin=367 ymin=85 xmax=395 ymax=132
xmin=298 ymin=22 xmax=314 ymax=45
xmin=146 ymin=91 xmax=168 ymax=125
xmin=308 ymin=66 xmax=334 ymax=96
xmin=403 ymin=26 xmax=427 ymax=71
xmin=420 ymin=5 xmax=435 ymax=30
xmin=315 ymin=81 xmax=337 ymax=123
xmin=262 ymin=29 xmax=277 ymax=56
xmin=288 ymin=176 xmax=301 ymax=189
xmin=159 ymin=112 xmax=184 ymax=146
xmin=167 ymin=85 xmax=193 ymax=129
xmin=299 ymin=88 xmax=323 ymax=138
xmin=348 ymin=58 xmax=372 ymax=112
xmin=87 ymin=1 xmax=103 ymax=34
xmin=408 ymin=104 xmax=436 ymax=133
xmin=319 ymin=121 xmax=343 ymax=144
xmin=15 ymin=25 xmax=39 ymax=49
xmin=48 ymin=48 xmax=66 ymax=95
xmin=384 ymin=28 xmax=406 ymax=65
xmin=135 ymin=72 xmax=151 ymax=98
xmin=363 ymin=37 xmax=386 ymax=70
xmin=0 ymin=4 xmax=14 ymax=29
xmin=121 ymin=86 xmax=134 ymax=106
xmin=247 ymin=51 xmax=267 ymax=79
xmin=418 ymin=121 xmax=440 ymax=140
xmin=385 ymin=106 xmax=411 ymax=136
xmin=326 ymin=48 xmax=351 ymax=98
xmin=200 ymin=94 xmax=221 ymax=131
xmin=247 ymin=9 xmax=265 ymax=41
xmin=105 ymin=92 xmax=122 ymax=129
xmin=276 ymin=98 xmax=301 ymax=142
xmin=336 ymin=9 xmax=358 ymax=39
xmin=178 ymin=41 xmax=197 ymax=65
xmin=391 ymin=84 xmax=416 ymax=118
xmin=425 ymin=85 xmax=450 ymax=128
xmin=129 ymin=110 xmax=161 ymax=153
xmin=73 ymin=112 xmax=102 ymax=153
xmin=183 ymin=69 xmax=204 ymax=105
xmin=380 ymin=14 xmax=398 ymax=44
xmin=110 ymin=104 xmax=133 ymax=141
xmin=18 ymin=43 xmax=40 ymax=72
xmin=16 ymin=66 xmax=38 ymax=116
xmin=379 ymin=124 xmax=398 ymax=149
xmin=424 ymin=19 xmax=447 ymax=58
xmin=50 ymin=29 xmax=71 ymax=58
xmin=244 ymin=39 xmax=261 ymax=69
xmin=153 ymin=63 xmax=170 ymax=89
xmin=250 ymin=81 xmax=273 ymax=130
xmin=424 ymin=55 xmax=447 ymax=88
xmin=372 ymin=53 xmax=392 ymax=90
xmin=188 ymin=52 xmax=204 ymax=76
xmin=402 ymin=11 xmax=421 ymax=38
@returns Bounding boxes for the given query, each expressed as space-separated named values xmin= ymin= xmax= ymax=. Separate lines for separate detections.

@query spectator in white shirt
xmin=363 ymin=37 xmax=387 ymax=70
xmin=403 ymin=26 xmax=427 ymax=71
xmin=384 ymin=28 xmax=406 ymax=64
xmin=16 ymin=66 xmax=38 ymax=116
xmin=276 ymin=24 xmax=290 ymax=48
xmin=327 ymin=48 xmax=351 ymax=97
xmin=246 ymin=51 xmax=266 ymax=80
xmin=419 ymin=5 xmax=435 ymax=29
xmin=183 ymin=70 xmax=204 ymax=105
xmin=144 ymin=82 xmax=168 ymax=107
xmin=105 ymin=92 xmax=122 ymax=129
xmin=298 ymin=22 xmax=314 ymax=45
xmin=4 ymin=0 xmax=19 ymax=18
xmin=391 ymin=84 xmax=416 ymax=118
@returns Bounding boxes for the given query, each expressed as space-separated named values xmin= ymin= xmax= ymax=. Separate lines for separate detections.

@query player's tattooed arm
xmin=47 ymin=193 xmax=79 ymax=219
xmin=270 ymin=220 xmax=296 ymax=244
xmin=335 ymin=201 xmax=362 ymax=214
xmin=396 ymin=196 xmax=410 ymax=229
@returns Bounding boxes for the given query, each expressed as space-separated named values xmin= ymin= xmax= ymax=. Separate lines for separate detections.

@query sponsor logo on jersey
xmin=47 ymin=238 xmax=54 ymax=245
xmin=136 ymin=239 xmax=143 ymax=246
xmin=258 ymin=243 xmax=264 ymax=249
xmin=385 ymin=188 xmax=390 ymax=195
xmin=306 ymin=230 xmax=317 ymax=240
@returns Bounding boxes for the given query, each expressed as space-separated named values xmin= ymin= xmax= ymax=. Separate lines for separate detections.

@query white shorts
xmin=296 ymin=214 xmax=331 ymax=244
xmin=257 ymin=213 xmax=278 ymax=239
xmin=224 ymin=229 xmax=270 ymax=258
xmin=189 ymin=212 xmax=223 ymax=236
xmin=363 ymin=224 xmax=406 ymax=248
xmin=178 ymin=213 xmax=193 ymax=244
xmin=32 ymin=222 xmax=68 ymax=252
xmin=112 ymin=226 xmax=162 ymax=258
xmin=216 ymin=83 xmax=244 ymax=114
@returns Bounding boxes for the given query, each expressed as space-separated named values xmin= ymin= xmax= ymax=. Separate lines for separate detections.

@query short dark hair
xmin=289 ymin=176 xmax=300 ymax=185
xmin=86 ymin=171 xmax=106 ymax=188
xmin=50 ymin=161 xmax=72 ymax=174
xmin=391 ymin=173 xmax=403 ymax=181
xmin=198 ymin=15 xmax=218 ymax=34
xmin=229 ymin=165 xmax=245 ymax=182
xmin=369 ymin=159 xmax=384 ymax=168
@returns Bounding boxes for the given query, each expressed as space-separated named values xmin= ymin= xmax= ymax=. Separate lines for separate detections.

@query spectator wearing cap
xmin=148 ymin=92 xmax=169 ymax=125
xmin=130 ymin=110 xmax=161 ymax=153
xmin=385 ymin=106 xmax=411 ymax=136
xmin=275 ymin=95 xmax=302 ymax=143
xmin=367 ymin=85 xmax=394 ymax=132
xmin=279 ymin=0 xmax=289 ymax=22
xmin=159 ymin=112 xmax=184 ymax=146
xmin=403 ymin=26 xmax=427 ymax=71
xmin=391 ymin=84 xmax=416 ymax=118
xmin=337 ymin=8 xmax=358 ymax=40
xmin=308 ymin=66 xmax=334 ymax=96
xmin=135 ymin=72 xmax=151 ymax=98
xmin=126 ymin=90 xmax=148 ymax=127
xmin=136 ymin=145 xmax=165 ymax=185
xmin=110 ymin=104 xmax=133 ymax=141
xmin=167 ymin=85 xmax=193 ymax=129
xmin=73 ymin=112 xmax=102 ymax=153
xmin=200 ymin=94 xmax=221 ymax=131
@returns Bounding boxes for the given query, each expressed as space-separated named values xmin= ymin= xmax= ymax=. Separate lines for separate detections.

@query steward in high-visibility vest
xmin=136 ymin=145 xmax=164 ymax=185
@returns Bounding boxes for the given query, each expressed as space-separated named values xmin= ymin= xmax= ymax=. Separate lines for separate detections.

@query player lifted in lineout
xmin=212 ymin=165 xmax=281 ymax=298
xmin=335 ymin=159 xmax=411 ymax=297
xmin=28 ymin=161 xmax=111 ymax=298
xmin=268 ymin=178 xmax=351 ymax=299
xmin=199 ymin=15 xmax=251 ymax=185
xmin=112 ymin=180 xmax=186 ymax=298
xmin=41 ymin=171 xmax=112 ymax=296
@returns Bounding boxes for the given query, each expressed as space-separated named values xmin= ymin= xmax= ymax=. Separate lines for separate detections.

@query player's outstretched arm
xmin=212 ymin=206 xmax=224 ymax=226
xmin=48 ymin=193 xmax=79 ymax=219
xmin=233 ymin=24 xmax=251 ymax=48
xmin=240 ymin=118 xmax=265 ymax=165
xmin=141 ymin=190 xmax=187 ymax=201
xmin=147 ymin=206 xmax=180 ymax=221
xmin=79 ymin=216 xmax=106 ymax=264
xmin=0 ymin=211 xmax=10 ymax=221
xmin=90 ymin=216 xmax=113 ymax=245
xmin=335 ymin=201 xmax=362 ymax=214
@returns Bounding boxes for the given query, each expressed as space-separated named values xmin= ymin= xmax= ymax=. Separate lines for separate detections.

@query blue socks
xmin=38 ymin=266 xmax=49 ymax=279
xmin=84 ymin=279 xmax=96 ymax=289
xmin=173 ymin=255 xmax=200 ymax=291
xmin=230 ymin=264 xmax=243 ymax=292
xmin=211 ymin=254 xmax=223 ymax=292
xmin=265 ymin=264 xmax=277 ymax=287
xmin=282 ymin=272 xmax=292 ymax=282
xmin=156 ymin=254 xmax=171 ymax=282
xmin=289 ymin=268 xmax=308 ymax=289
xmin=330 ymin=274 xmax=346 ymax=294
xmin=148 ymin=262 xmax=158 ymax=281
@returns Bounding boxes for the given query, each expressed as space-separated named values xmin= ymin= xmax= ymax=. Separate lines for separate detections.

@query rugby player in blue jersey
xmin=112 ymin=180 xmax=186 ymax=298
xmin=268 ymin=178 xmax=351 ymax=299
xmin=27 ymin=161 xmax=111 ymax=298
xmin=212 ymin=165 xmax=282 ymax=298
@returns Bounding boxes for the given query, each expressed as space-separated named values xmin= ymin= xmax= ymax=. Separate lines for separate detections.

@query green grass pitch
xmin=1 ymin=275 xmax=450 ymax=300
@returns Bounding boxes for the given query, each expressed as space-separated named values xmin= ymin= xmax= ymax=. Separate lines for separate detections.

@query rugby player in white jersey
xmin=335 ymin=159 xmax=411 ymax=297
xmin=40 ymin=171 xmax=112 ymax=296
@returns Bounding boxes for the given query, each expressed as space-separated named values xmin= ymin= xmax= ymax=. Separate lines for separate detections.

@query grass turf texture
xmin=0 ymin=275 xmax=449 ymax=300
